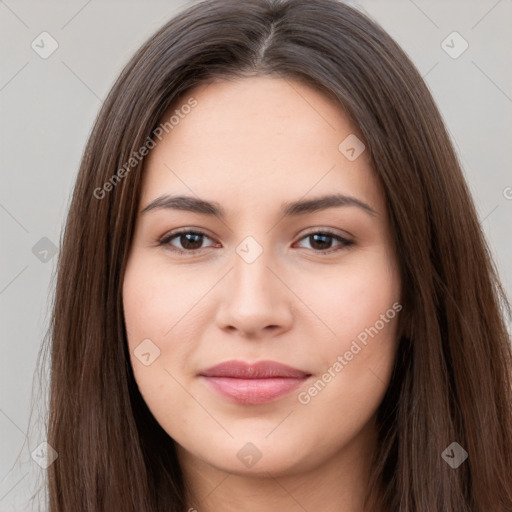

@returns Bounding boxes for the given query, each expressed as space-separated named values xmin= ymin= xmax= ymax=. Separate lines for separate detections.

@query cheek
xmin=122 ymin=259 xmax=181 ymax=383
xmin=122 ymin=260 xmax=200 ymax=432
xmin=291 ymin=249 xmax=400 ymax=408
xmin=291 ymin=250 xmax=400 ymax=343
xmin=122 ymin=256 xmax=203 ymax=344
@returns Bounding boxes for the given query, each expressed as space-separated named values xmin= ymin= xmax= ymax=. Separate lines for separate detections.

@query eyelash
xmin=157 ymin=228 xmax=354 ymax=256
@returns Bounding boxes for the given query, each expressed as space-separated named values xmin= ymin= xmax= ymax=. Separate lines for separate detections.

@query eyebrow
xmin=140 ymin=193 xmax=377 ymax=218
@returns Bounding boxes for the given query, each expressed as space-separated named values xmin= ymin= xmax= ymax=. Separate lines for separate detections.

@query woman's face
xmin=123 ymin=76 xmax=401 ymax=478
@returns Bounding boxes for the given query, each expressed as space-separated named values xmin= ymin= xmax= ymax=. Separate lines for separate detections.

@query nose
xmin=215 ymin=248 xmax=293 ymax=338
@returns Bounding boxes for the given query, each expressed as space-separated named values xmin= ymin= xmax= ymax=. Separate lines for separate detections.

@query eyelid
xmin=158 ymin=228 xmax=217 ymax=252
xmin=292 ymin=228 xmax=353 ymax=253
xmin=297 ymin=226 xmax=354 ymax=241
xmin=158 ymin=227 xmax=354 ymax=255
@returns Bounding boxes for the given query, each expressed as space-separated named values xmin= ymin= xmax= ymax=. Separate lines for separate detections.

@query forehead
xmin=141 ymin=77 xmax=383 ymax=218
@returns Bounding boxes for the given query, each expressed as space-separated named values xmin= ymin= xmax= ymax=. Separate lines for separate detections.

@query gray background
xmin=1 ymin=0 xmax=511 ymax=510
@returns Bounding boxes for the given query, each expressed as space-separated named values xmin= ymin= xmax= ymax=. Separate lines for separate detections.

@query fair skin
xmin=122 ymin=76 xmax=401 ymax=512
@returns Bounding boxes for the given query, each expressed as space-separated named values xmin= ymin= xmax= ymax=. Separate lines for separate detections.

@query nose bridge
xmin=214 ymin=234 xmax=293 ymax=335
xmin=231 ymin=236 xmax=278 ymax=303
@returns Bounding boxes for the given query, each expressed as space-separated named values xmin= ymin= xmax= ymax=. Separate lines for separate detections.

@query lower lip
xmin=200 ymin=376 xmax=309 ymax=405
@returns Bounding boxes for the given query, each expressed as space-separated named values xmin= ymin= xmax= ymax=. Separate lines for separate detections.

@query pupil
xmin=177 ymin=233 xmax=333 ymax=251
xmin=310 ymin=234 xmax=331 ymax=250
xmin=181 ymin=233 xmax=202 ymax=249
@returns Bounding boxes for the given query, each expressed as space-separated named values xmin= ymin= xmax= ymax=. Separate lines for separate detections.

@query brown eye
xmin=295 ymin=231 xmax=354 ymax=254
xmin=159 ymin=230 xmax=215 ymax=253
xmin=158 ymin=229 xmax=353 ymax=256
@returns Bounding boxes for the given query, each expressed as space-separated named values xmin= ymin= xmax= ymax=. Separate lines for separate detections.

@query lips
xmin=199 ymin=360 xmax=312 ymax=405
xmin=200 ymin=360 xmax=310 ymax=379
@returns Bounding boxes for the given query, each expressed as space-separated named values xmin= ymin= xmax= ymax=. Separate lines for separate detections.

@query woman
xmin=44 ymin=0 xmax=512 ymax=510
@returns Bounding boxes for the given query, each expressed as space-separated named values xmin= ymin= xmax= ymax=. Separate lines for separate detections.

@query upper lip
xmin=199 ymin=360 xmax=311 ymax=379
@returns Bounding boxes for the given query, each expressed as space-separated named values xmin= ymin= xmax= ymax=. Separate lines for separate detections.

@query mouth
xmin=199 ymin=360 xmax=312 ymax=405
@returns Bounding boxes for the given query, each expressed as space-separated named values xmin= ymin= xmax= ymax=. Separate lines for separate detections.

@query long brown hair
xmin=43 ymin=0 xmax=512 ymax=510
